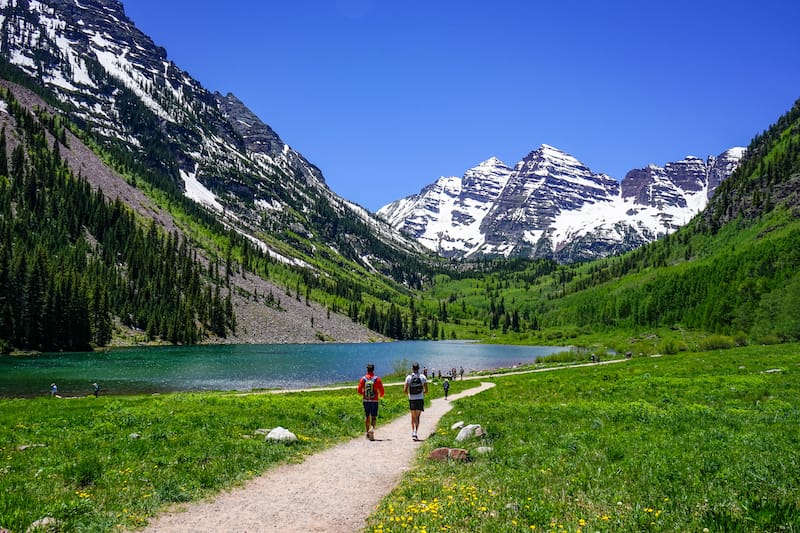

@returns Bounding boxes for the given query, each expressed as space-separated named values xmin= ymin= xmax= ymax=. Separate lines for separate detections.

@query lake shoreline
xmin=0 ymin=341 xmax=566 ymax=399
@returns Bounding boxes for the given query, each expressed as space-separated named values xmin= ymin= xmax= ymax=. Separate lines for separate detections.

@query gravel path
xmin=141 ymin=382 xmax=496 ymax=532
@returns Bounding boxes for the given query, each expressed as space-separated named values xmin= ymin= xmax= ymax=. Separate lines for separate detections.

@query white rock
xmin=451 ymin=421 xmax=465 ymax=430
xmin=266 ymin=426 xmax=297 ymax=442
xmin=455 ymin=424 xmax=483 ymax=442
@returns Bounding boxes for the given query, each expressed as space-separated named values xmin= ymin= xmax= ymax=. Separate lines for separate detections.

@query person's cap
xmin=412 ymin=362 xmax=420 ymax=370
xmin=366 ymin=363 xmax=374 ymax=372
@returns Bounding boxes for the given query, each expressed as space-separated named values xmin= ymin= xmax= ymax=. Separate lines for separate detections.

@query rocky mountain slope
xmin=0 ymin=0 xmax=428 ymax=345
xmin=0 ymin=0 xmax=424 ymax=274
xmin=378 ymin=144 xmax=744 ymax=262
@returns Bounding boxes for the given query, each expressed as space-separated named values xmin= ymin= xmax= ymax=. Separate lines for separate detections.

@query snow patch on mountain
xmin=180 ymin=168 xmax=223 ymax=213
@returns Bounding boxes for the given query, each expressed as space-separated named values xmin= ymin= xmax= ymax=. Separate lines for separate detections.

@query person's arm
xmin=357 ymin=377 xmax=364 ymax=396
xmin=403 ymin=377 xmax=409 ymax=395
xmin=377 ymin=378 xmax=385 ymax=398
xmin=423 ymin=376 xmax=429 ymax=394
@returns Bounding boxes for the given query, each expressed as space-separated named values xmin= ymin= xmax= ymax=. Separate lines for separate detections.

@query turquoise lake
xmin=0 ymin=341 xmax=565 ymax=398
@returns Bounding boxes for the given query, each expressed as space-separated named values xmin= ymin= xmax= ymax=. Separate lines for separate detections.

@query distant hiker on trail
xmin=50 ymin=383 xmax=57 ymax=397
xmin=404 ymin=362 xmax=428 ymax=440
xmin=92 ymin=382 xmax=100 ymax=398
xmin=459 ymin=366 xmax=464 ymax=380
xmin=357 ymin=364 xmax=385 ymax=441
xmin=443 ymin=378 xmax=450 ymax=400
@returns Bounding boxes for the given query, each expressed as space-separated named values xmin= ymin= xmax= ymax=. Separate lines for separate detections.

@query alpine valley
xmin=1 ymin=0 xmax=799 ymax=354
xmin=378 ymin=144 xmax=744 ymax=262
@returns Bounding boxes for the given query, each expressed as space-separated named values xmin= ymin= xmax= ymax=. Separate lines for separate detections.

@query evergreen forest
xmin=0 ymin=86 xmax=234 ymax=353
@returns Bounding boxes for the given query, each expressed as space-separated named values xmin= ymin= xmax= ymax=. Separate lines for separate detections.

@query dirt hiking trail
xmin=142 ymin=382 xmax=496 ymax=533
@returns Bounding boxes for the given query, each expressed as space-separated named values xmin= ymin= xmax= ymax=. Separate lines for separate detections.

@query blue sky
xmin=121 ymin=0 xmax=800 ymax=212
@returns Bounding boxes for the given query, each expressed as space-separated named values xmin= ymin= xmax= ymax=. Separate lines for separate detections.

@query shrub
xmin=699 ymin=334 xmax=735 ymax=351
xmin=535 ymin=351 xmax=582 ymax=364
xmin=733 ymin=331 xmax=749 ymax=346
xmin=658 ymin=338 xmax=688 ymax=355
xmin=758 ymin=334 xmax=782 ymax=345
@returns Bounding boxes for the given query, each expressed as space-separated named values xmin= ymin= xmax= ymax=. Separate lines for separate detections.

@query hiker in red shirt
xmin=357 ymin=363 xmax=385 ymax=441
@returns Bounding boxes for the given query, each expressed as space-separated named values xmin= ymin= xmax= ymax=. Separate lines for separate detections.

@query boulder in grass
xmin=26 ymin=517 xmax=59 ymax=532
xmin=266 ymin=427 xmax=297 ymax=442
xmin=427 ymin=447 xmax=470 ymax=462
xmin=17 ymin=444 xmax=46 ymax=451
xmin=451 ymin=421 xmax=465 ymax=430
xmin=448 ymin=448 xmax=470 ymax=461
xmin=428 ymin=447 xmax=451 ymax=461
xmin=455 ymin=424 xmax=484 ymax=442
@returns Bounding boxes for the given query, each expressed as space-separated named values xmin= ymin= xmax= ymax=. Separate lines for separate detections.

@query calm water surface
xmin=0 ymin=341 xmax=564 ymax=398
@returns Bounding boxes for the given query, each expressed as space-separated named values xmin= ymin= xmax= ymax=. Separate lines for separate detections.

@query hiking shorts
xmin=363 ymin=401 xmax=379 ymax=417
xmin=409 ymin=399 xmax=425 ymax=411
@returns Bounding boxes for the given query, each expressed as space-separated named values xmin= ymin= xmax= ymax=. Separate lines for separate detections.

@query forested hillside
xmin=0 ymin=86 xmax=235 ymax=352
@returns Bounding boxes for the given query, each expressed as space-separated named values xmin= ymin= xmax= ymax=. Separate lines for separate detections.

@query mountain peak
xmin=721 ymin=146 xmax=747 ymax=159
xmin=477 ymin=156 xmax=507 ymax=168
xmin=381 ymin=145 xmax=744 ymax=262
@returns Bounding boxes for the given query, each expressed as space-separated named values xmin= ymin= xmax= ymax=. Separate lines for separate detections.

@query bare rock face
xmin=708 ymin=148 xmax=747 ymax=195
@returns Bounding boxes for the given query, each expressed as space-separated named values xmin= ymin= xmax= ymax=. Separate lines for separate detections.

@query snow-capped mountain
xmin=378 ymin=145 xmax=745 ymax=262
xmin=0 ymin=0 xmax=423 ymax=277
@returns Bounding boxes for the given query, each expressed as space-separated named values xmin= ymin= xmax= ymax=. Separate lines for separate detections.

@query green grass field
xmin=1 ymin=344 xmax=797 ymax=532
xmin=0 ymin=385 xmax=416 ymax=531
xmin=367 ymin=343 xmax=800 ymax=532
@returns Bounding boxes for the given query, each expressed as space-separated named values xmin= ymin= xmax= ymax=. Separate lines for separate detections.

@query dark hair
xmin=412 ymin=362 xmax=420 ymax=371
xmin=366 ymin=364 xmax=374 ymax=373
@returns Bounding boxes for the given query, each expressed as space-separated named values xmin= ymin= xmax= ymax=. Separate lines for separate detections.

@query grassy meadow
xmin=1 ymin=343 xmax=798 ymax=532
xmin=0 ymin=382 xmax=421 ymax=532
xmin=367 ymin=343 xmax=800 ymax=532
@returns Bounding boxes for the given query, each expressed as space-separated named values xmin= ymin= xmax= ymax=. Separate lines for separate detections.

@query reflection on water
xmin=0 ymin=341 xmax=564 ymax=398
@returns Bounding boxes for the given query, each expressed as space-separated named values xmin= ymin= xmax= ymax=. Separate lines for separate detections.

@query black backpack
xmin=409 ymin=373 xmax=423 ymax=395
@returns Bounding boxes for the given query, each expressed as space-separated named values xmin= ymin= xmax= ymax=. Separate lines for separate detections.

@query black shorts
xmin=409 ymin=399 xmax=425 ymax=411
xmin=363 ymin=401 xmax=379 ymax=417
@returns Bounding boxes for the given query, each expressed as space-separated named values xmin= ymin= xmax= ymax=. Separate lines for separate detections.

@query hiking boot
xmin=367 ymin=429 xmax=374 ymax=441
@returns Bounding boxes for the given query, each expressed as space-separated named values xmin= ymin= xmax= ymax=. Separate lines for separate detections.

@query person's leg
xmin=365 ymin=403 xmax=377 ymax=440
xmin=364 ymin=404 xmax=374 ymax=439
